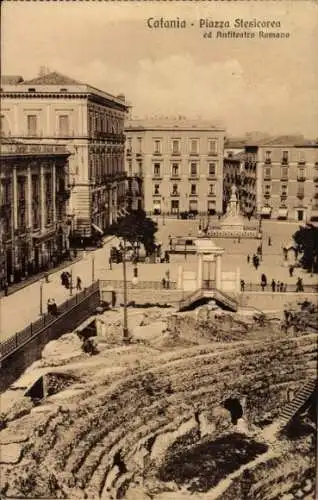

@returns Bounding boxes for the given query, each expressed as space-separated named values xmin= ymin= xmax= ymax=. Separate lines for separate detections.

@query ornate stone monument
xmin=220 ymin=185 xmax=245 ymax=233
xmin=207 ymin=185 xmax=260 ymax=239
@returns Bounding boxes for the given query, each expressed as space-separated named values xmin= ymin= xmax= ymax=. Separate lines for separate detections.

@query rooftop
xmin=1 ymin=71 xmax=128 ymax=109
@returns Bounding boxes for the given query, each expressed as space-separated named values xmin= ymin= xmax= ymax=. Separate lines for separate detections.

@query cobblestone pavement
xmin=0 ymin=219 xmax=316 ymax=342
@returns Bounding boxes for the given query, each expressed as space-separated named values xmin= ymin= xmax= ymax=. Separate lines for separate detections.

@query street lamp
xmin=39 ymin=279 xmax=44 ymax=316
xmin=92 ymin=255 xmax=95 ymax=282
xmin=69 ymin=267 xmax=73 ymax=296
xmin=119 ymin=240 xmax=130 ymax=343
xmin=162 ymin=196 xmax=165 ymax=226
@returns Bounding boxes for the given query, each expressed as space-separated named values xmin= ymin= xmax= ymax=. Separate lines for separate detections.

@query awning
xmin=92 ymin=223 xmax=103 ymax=235
xmin=261 ymin=206 xmax=272 ymax=215
xmin=278 ymin=208 xmax=288 ymax=219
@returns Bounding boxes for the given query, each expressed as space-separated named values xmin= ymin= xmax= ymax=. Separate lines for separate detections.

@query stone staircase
xmin=178 ymin=288 xmax=238 ymax=312
xmin=278 ymin=379 xmax=317 ymax=426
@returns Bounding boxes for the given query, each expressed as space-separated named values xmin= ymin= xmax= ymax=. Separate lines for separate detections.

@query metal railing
xmin=0 ymin=281 xmax=100 ymax=359
xmin=240 ymin=283 xmax=318 ymax=293
xmin=99 ymin=279 xmax=177 ymax=290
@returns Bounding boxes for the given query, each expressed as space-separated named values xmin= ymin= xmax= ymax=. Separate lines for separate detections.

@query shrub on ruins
xmin=111 ymin=209 xmax=158 ymax=256
xmin=293 ymin=224 xmax=318 ymax=274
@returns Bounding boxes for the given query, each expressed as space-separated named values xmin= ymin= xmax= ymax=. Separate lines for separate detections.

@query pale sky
xmin=1 ymin=0 xmax=317 ymax=137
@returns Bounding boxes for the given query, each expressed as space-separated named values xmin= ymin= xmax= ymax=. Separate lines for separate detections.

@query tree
xmin=112 ymin=209 xmax=158 ymax=255
xmin=293 ymin=224 xmax=318 ymax=273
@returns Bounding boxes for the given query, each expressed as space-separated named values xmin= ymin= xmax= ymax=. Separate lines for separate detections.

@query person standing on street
xmin=76 ymin=276 xmax=82 ymax=291
xmin=271 ymin=279 xmax=276 ymax=292
xmin=240 ymin=279 xmax=245 ymax=292
xmin=260 ymin=273 xmax=267 ymax=291
xmin=247 ymin=254 xmax=250 ymax=264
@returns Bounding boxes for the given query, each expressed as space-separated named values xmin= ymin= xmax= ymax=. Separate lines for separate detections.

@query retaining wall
xmin=0 ymin=289 xmax=100 ymax=393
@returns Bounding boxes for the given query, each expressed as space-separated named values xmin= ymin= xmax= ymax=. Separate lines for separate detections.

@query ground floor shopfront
xmin=1 ymin=225 xmax=70 ymax=288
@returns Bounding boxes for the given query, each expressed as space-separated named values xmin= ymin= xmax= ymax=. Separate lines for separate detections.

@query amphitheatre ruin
xmin=0 ymin=295 xmax=317 ymax=500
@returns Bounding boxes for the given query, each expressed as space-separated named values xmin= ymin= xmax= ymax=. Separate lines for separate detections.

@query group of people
xmin=240 ymin=275 xmax=304 ymax=293
xmin=60 ymin=272 xmax=82 ymax=291
xmin=47 ymin=298 xmax=58 ymax=316
xmin=247 ymin=252 xmax=261 ymax=270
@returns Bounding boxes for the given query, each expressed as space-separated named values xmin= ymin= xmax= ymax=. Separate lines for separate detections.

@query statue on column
xmin=226 ymin=185 xmax=239 ymax=218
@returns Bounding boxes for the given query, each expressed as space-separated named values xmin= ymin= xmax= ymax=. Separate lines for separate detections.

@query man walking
xmin=76 ymin=276 xmax=82 ymax=291
xmin=271 ymin=279 xmax=276 ymax=292
xmin=240 ymin=279 xmax=245 ymax=292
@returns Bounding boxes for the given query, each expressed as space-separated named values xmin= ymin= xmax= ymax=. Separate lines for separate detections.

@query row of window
xmin=264 ymin=150 xmax=312 ymax=163
xmin=264 ymin=166 xmax=307 ymax=179
xmin=264 ymin=183 xmax=307 ymax=198
xmin=153 ymin=183 xmax=216 ymax=196
xmin=0 ymin=113 xmax=123 ymax=137
xmin=153 ymin=199 xmax=216 ymax=213
xmin=152 ymin=162 xmax=218 ymax=177
xmin=126 ymin=137 xmax=219 ymax=155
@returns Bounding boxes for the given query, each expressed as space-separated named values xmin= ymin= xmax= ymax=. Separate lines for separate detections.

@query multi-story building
xmin=0 ymin=72 xmax=129 ymax=239
xmin=125 ymin=119 xmax=225 ymax=216
xmin=0 ymin=140 xmax=70 ymax=287
xmin=242 ymin=137 xmax=318 ymax=221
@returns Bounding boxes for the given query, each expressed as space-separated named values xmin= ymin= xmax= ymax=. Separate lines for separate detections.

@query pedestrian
xmin=254 ymin=256 xmax=260 ymax=270
xmin=277 ymin=281 xmax=280 ymax=292
xmin=238 ymin=236 xmax=241 ymax=244
xmin=283 ymin=283 xmax=287 ymax=292
xmin=271 ymin=279 xmax=276 ymax=292
xmin=165 ymin=251 xmax=170 ymax=264
xmin=169 ymin=235 xmax=173 ymax=251
xmin=165 ymin=270 xmax=170 ymax=289
xmin=3 ymin=279 xmax=8 ymax=296
xmin=268 ymin=237 xmax=272 ymax=246
xmin=161 ymin=277 xmax=166 ymax=289
xmin=64 ymin=274 xmax=69 ymax=289
xmin=47 ymin=298 xmax=52 ymax=314
xmin=296 ymin=277 xmax=304 ymax=292
xmin=289 ymin=266 xmax=294 ymax=277
xmin=260 ymin=273 xmax=267 ymax=291
xmin=240 ymin=279 xmax=245 ymax=292
xmin=51 ymin=299 xmax=58 ymax=316
xmin=76 ymin=276 xmax=82 ymax=291
xmin=247 ymin=254 xmax=250 ymax=264
xmin=280 ymin=282 xmax=284 ymax=293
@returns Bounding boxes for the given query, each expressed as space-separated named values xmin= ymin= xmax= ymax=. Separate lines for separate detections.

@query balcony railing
xmin=170 ymin=192 xmax=180 ymax=197
xmin=297 ymin=192 xmax=305 ymax=199
xmin=297 ymin=176 xmax=306 ymax=182
xmin=264 ymin=159 xmax=272 ymax=164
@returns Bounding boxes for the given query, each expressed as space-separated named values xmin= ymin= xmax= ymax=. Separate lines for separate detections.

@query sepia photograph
xmin=0 ymin=0 xmax=317 ymax=498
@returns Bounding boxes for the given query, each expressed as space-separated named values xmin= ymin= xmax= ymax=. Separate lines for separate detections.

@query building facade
xmin=242 ymin=138 xmax=318 ymax=221
xmin=0 ymin=141 xmax=70 ymax=287
xmin=223 ymin=152 xmax=244 ymax=213
xmin=125 ymin=120 xmax=225 ymax=216
xmin=1 ymin=72 xmax=129 ymax=239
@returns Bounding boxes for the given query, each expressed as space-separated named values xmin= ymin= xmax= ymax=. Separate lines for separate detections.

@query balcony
xmin=297 ymin=191 xmax=305 ymax=199
xmin=152 ymin=174 xmax=162 ymax=180
xmin=280 ymin=175 xmax=289 ymax=181
xmin=264 ymin=193 xmax=271 ymax=199
xmin=189 ymin=192 xmax=198 ymax=197
xmin=170 ymin=192 xmax=180 ymax=197
xmin=264 ymin=174 xmax=271 ymax=180
xmin=188 ymin=174 xmax=199 ymax=180
xmin=208 ymin=151 xmax=218 ymax=157
xmin=171 ymin=151 xmax=181 ymax=157
xmin=170 ymin=175 xmax=181 ymax=180
xmin=208 ymin=192 xmax=216 ymax=197
xmin=297 ymin=175 xmax=306 ymax=182
xmin=153 ymin=151 xmax=162 ymax=157
xmin=281 ymin=159 xmax=289 ymax=165
xmin=298 ymin=160 xmax=306 ymax=165
xmin=264 ymin=159 xmax=272 ymax=164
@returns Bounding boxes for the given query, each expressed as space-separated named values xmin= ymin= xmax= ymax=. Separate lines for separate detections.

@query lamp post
xmin=119 ymin=240 xmax=130 ymax=342
xmin=69 ymin=267 xmax=73 ymax=296
xmin=92 ymin=255 xmax=95 ymax=283
xmin=39 ymin=279 xmax=44 ymax=316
